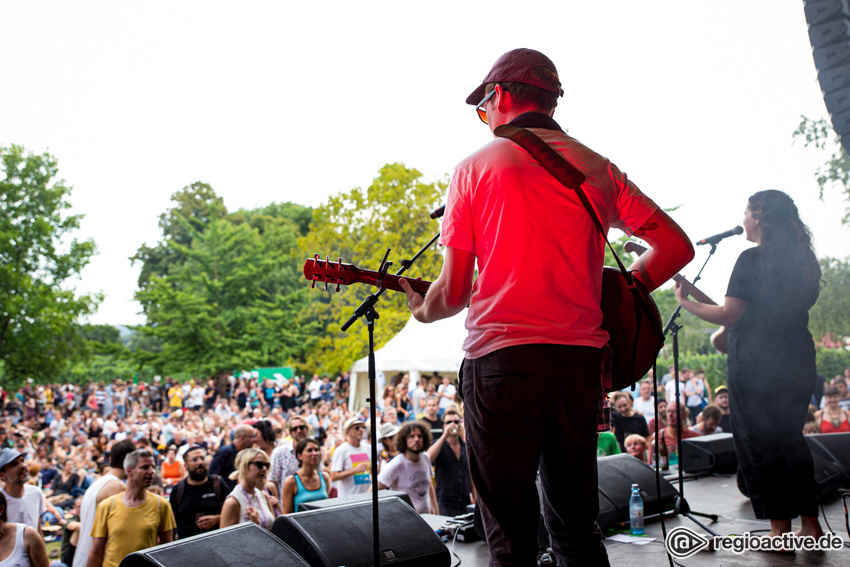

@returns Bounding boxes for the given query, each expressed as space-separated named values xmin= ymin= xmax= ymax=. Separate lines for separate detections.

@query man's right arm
xmin=626 ymin=209 xmax=694 ymax=292
xmin=85 ymin=538 xmax=106 ymax=567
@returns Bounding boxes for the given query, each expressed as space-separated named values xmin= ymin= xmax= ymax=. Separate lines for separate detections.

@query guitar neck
xmin=304 ymin=257 xmax=432 ymax=296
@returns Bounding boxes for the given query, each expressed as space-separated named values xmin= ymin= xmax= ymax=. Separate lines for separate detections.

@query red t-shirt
xmin=441 ymin=122 xmax=658 ymax=359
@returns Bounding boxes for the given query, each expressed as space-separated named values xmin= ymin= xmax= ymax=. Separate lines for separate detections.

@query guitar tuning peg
xmin=313 ymin=253 xmax=320 ymax=268
xmin=337 ymin=257 xmax=342 ymax=270
xmin=323 ymin=280 xmax=329 ymax=291
xmin=310 ymin=277 xmax=317 ymax=289
xmin=335 ymin=280 xmax=341 ymax=292
xmin=326 ymin=255 xmax=330 ymax=266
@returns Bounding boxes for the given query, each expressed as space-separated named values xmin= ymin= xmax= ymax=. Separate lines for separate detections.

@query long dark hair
xmin=748 ymin=190 xmax=820 ymax=303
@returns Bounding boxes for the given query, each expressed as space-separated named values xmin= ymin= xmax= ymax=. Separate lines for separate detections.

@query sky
xmin=1 ymin=1 xmax=848 ymax=326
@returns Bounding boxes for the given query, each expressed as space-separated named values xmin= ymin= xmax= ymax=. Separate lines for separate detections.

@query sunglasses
xmin=444 ymin=420 xmax=461 ymax=425
xmin=476 ymin=89 xmax=497 ymax=124
xmin=291 ymin=425 xmax=307 ymax=432
xmin=249 ymin=461 xmax=270 ymax=470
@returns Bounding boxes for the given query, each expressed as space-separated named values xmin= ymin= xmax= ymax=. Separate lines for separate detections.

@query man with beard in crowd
xmin=169 ymin=445 xmax=226 ymax=539
xmin=713 ymin=385 xmax=732 ymax=433
xmin=86 ymin=449 xmax=175 ymax=567
xmin=377 ymin=421 xmax=438 ymax=514
xmin=0 ymin=448 xmax=45 ymax=537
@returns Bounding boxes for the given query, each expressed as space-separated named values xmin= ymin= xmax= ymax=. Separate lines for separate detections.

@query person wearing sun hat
xmin=376 ymin=421 xmax=401 ymax=470
xmin=398 ymin=47 xmax=693 ymax=566
xmin=330 ymin=417 xmax=371 ymax=497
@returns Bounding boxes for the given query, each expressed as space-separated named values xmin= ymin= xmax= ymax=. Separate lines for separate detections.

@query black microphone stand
xmin=340 ymin=232 xmax=440 ymax=567
xmin=661 ymin=243 xmax=720 ymax=537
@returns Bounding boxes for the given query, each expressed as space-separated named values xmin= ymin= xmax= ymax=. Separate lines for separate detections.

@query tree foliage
xmin=296 ymin=163 xmax=447 ymax=374
xmin=793 ymin=115 xmax=850 ymax=224
xmin=810 ymin=257 xmax=850 ymax=342
xmin=133 ymin=186 xmax=317 ymax=377
xmin=0 ymin=145 xmax=99 ymax=385
xmin=132 ymin=182 xmax=227 ymax=314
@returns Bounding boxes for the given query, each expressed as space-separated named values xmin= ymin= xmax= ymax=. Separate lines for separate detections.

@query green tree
xmin=0 ymin=145 xmax=99 ymax=385
xmin=809 ymin=257 xmax=850 ymax=342
xmin=793 ymin=116 xmax=850 ymax=224
xmin=135 ymin=217 xmax=317 ymax=376
xmin=297 ymin=163 xmax=447 ymax=373
xmin=132 ymin=182 xmax=227 ymax=313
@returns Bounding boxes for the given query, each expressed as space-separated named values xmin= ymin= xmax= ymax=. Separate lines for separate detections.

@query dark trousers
xmin=463 ymin=344 xmax=609 ymax=567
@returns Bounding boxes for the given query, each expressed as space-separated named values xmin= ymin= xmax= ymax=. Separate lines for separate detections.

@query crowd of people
xmin=599 ymin=365 xmax=850 ymax=466
xmin=0 ymin=370 xmax=472 ymax=567
xmin=1 ymin=359 xmax=847 ymax=567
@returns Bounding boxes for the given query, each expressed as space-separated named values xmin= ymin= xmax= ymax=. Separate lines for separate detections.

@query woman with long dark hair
xmin=675 ymin=190 xmax=823 ymax=541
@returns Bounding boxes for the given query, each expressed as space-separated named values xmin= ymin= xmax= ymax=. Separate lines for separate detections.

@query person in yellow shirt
xmin=86 ymin=449 xmax=175 ymax=567
xmin=167 ymin=383 xmax=184 ymax=411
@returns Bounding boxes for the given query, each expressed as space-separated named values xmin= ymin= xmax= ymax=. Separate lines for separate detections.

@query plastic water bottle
xmin=629 ymin=483 xmax=644 ymax=535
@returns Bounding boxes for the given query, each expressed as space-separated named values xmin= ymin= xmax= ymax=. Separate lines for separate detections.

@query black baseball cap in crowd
xmin=465 ymin=48 xmax=565 ymax=105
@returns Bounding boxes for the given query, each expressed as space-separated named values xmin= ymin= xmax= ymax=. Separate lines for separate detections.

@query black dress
xmin=726 ymin=247 xmax=819 ymax=519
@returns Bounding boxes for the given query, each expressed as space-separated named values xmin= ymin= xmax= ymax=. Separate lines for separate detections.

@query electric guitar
xmin=303 ymin=255 xmax=431 ymax=296
xmin=623 ymin=242 xmax=728 ymax=353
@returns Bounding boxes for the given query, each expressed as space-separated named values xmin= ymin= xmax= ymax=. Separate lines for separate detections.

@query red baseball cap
xmin=465 ymin=48 xmax=564 ymax=105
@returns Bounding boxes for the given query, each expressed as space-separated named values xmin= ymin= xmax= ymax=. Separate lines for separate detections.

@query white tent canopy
xmin=348 ymin=314 xmax=467 ymax=411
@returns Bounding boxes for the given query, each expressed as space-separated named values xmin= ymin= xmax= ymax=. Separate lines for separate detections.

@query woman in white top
xmin=0 ymin=492 xmax=48 ymax=567
xmin=220 ymin=448 xmax=277 ymax=530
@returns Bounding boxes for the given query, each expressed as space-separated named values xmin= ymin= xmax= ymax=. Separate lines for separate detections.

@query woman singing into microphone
xmin=675 ymin=190 xmax=823 ymax=542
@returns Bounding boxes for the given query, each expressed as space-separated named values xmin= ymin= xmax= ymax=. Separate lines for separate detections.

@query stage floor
xmin=435 ymin=470 xmax=850 ymax=566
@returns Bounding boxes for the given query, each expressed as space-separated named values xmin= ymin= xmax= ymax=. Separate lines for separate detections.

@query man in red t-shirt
xmin=400 ymin=48 xmax=693 ymax=566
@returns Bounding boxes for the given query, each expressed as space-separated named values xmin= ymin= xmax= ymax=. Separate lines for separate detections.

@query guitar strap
xmin=493 ymin=123 xmax=646 ymax=391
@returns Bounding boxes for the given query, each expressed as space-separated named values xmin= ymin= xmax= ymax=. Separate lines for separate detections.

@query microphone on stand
xmin=430 ymin=205 xmax=446 ymax=219
xmin=695 ymin=226 xmax=743 ymax=246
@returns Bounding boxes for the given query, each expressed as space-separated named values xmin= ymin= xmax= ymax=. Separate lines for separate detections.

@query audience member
xmin=377 ymin=421 xmax=437 ymax=514
xmin=281 ymin=438 xmax=331 ymax=513
xmin=427 ymin=408 xmax=474 ymax=517
xmin=86 ymin=449 xmax=175 ymax=567
xmin=610 ymin=392 xmax=649 ymax=452
xmin=0 ymin=491 xmax=49 ymax=567
xmin=631 ymin=379 xmax=655 ymax=423
xmin=330 ymin=418 xmax=371 ymax=497
xmin=815 ymin=386 xmax=850 ymax=434
xmin=220 ymin=448 xmax=275 ymax=530
xmin=0 ymin=449 xmax=46 ymax=537
xmin=691 ymin=404 xmax=723 ymax=435
xmin=168 ymin=445 xmax=226 ymax=539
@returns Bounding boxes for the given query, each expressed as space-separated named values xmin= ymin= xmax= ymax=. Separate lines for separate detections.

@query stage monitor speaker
xmin=596 ymin=454 xmax=678 ymax=531
xmin=805 ymin=432 xmax=850 ymax=497
xmin=272 ymin=497 xmax=450 ymax=567
xmin=120 ymin=523 xmax=310 ymax=567
xmin=681 ymin=432 xmax=738 ymax=474
xmin=297 ymin=488 xmax=412 ymax=511
xmin=806 ymin=0 xmax=850 ymax=151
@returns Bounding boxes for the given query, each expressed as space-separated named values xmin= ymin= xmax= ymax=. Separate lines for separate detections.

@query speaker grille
xmin=120 ymin=524 xmax=310 ymax=567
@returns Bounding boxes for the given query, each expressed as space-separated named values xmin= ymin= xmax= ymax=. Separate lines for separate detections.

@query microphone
xmin=695 ymin=226 xmax=743 ymax=246
xmin=430 ymin=205 xmax=446 ymax=219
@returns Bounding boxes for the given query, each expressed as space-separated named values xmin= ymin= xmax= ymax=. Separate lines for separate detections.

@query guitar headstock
xmin=303 ymin=254 xmax=360 ymax=292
